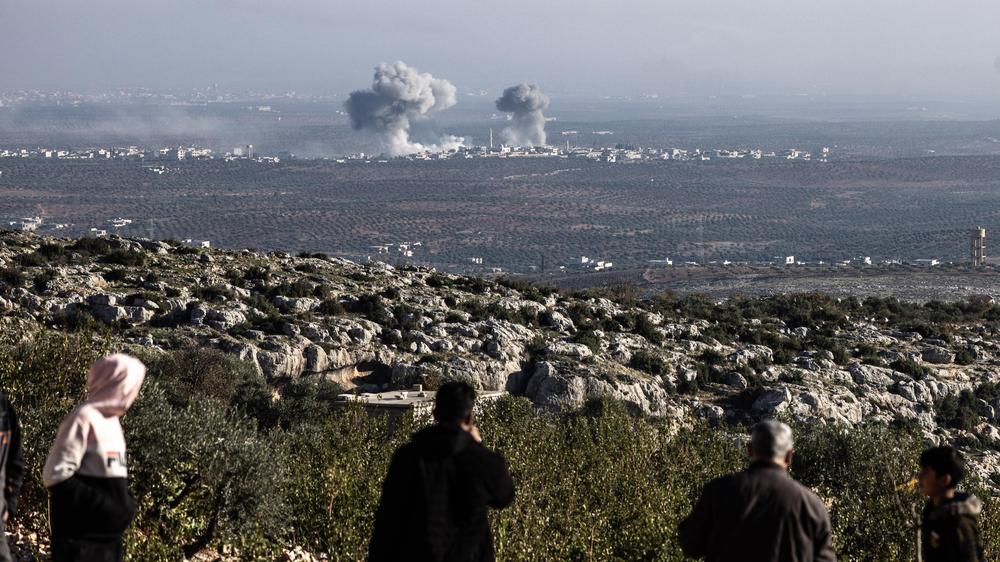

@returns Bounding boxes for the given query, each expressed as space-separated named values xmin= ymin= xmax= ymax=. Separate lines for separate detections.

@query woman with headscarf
xmin=43 ymin=354 xmax=146 ymax=562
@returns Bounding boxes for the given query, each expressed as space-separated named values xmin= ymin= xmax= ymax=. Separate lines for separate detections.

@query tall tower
xmin=246 ymin=144 xmax=254 ymax=159
xmin=489 ymin=128 xmax=493 ymax=150
xmin=972 ymin=226 xmax=986 ymax=266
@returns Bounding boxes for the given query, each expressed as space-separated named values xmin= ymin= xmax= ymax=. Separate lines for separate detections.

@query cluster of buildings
xmin=0 ymin=88 xmax=320 ymax=107
xmin=7 ymin=216 xmax=45 ymax=231
xmin=0 ymin=144 xmax=281 ymax=164
xmin=4 ymin=215 xmax=130 ymax=235
xmin=353 ymin=143 xmax=831 ymax=164
xmin=566 ymin=145 xmax=828 ymax=163
xmin=85 ymin=217 xmax=135 ymax=238
xmin=369 ymin=242 xmax=423 ymax=259
xmin=576 ymin=256 xmax=614 ymax=272
xmin=643 ymin=246 xmax=992 ymax=269
xmin=0 ymin=147 xmax=146 ymax=160
xmin=647 ymin=255 xmax=919 ymax=268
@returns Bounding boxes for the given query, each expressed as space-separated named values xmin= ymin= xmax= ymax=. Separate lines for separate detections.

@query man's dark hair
xmin=434 ymin=381 xmax=477 ymax=424
xmin=920 ymin=446 xmax=965 ymax=488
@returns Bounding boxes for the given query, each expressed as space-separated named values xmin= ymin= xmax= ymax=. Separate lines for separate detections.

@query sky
xmin=2 ymin=0 xmax=1000 ymax=98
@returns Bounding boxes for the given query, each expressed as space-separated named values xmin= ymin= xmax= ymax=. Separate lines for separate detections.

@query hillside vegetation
xmin=2 ymin=231 xmax=1000 ymax=559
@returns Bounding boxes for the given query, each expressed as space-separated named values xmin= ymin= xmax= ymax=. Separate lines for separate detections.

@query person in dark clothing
xmin=368 ymin=381 xmax=515 ymax=562
xmin=678 ymin=420 xmax=836 ymax=562
xmin=918 ymin=446 xmax=985 ymax=562
xmin=0 ymin=394 xmax=24 ymax=562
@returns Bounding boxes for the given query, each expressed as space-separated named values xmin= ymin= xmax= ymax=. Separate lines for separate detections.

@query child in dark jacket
xmin=43 ymin=354 xmax=145 ymax=562
xmin=918 ymin=446 xmax=986 ymax=562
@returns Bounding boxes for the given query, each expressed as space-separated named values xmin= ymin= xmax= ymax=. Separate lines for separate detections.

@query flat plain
xmin=4 ymin=154 xmax=1000 ymax=276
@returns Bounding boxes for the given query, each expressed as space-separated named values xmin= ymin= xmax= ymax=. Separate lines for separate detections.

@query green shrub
xmin=243 ymin=266 xmax=272 ymax=282
xmin=126 ymin=382 xmax=287 ymax=559
xmin=16 ymin=252 xmax=48 ymax=267
xmin=31 ymin=269 xmax=57 ymax=293
xmin=634 ymin=313 xmax=663 ymax=344
xmin=571 ymin=330 xmax=602 ymax=354
xmin=101 ymin=249 xmax=148 ymax=267
xmin=51 ymin=306 xmax=98 ymax=332
xmin=975 ymin=382 xmax=1000 ymax=403
xmin=317 ymin=298 xmax=346 ymax=316
xmin=68 ymin=237 xmax=112 ymax=256
xmin=193 ymin=284 xmax=235 ymax=303
xmin=269 ymin=278 xmax=315 ymax=299
xmin=890 ymin=358 xmax=935 ymax=380
xmin=791 ymin=423 xmax=925 ymax=559
xmin=102 ymin=268 xmax=130 ymax=283
xmin=630 ymin=349 xmax=669 ymax=376
xmin=296 ymin=251 xmax=328 ymax=260
xmin=954 ymin=349 xmax=976 ymax=365
xmin=347 ymin=293 xmax=394 ymax=326
xmin=936 ymin=390 xmax=981 ymax=431
xmin=35 ymin=242 xmax=68 ymax=261
xmin=0 ymin=268 xmax=26 ymax=289
xmin=482 ymin=398 xmax=742 ymax=560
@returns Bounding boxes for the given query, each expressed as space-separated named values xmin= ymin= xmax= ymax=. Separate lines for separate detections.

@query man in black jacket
xmin=368 ymin=381 xmax=515 ymax=562
xmin=678 ymin=420 xmax=835 ymax=562
xmin=0 ymin=393 xmax=24 ymax=562
xmin=918 ymin=446 xmax=985 ymax=562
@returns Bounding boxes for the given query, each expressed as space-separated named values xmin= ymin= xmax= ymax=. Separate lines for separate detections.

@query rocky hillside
xmin=3 ymin=231 xmax=1000 ymax=477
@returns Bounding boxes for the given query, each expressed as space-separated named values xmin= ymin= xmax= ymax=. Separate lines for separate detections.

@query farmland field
xmin=4 ymin=153 xmax=1000 ymax=276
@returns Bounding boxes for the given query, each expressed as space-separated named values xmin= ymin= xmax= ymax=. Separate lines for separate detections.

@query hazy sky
xmin=3 ymin=0 xmax=1000 ymax=97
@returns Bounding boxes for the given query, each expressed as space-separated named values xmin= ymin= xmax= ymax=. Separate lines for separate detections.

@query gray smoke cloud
xmin=495 ymin=83 xmax=550 ymax=147
xmin=995 ymin=56 xmax=1000 ymax=73
xmin=345 ymin=61 xmax=463 ymax=156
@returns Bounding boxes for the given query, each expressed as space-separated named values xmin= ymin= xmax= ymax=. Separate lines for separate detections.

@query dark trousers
xmin=0 ymin=524 xmax=10 ymax=562
xmin=51 ymin=537 xmax=123 ymax=562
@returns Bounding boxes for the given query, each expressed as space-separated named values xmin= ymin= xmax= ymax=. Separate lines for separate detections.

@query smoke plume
xmin=994 ymin=55 xmax=1000 ymax=74
xmin=495 ymin=83 xmax=550 ymax=147
xmin=345 ymin=62 xmax=463 ymax=156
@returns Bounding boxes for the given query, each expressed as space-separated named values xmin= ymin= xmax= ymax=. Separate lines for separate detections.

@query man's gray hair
xmin=750 ymin=420 xmax=794 ymax=459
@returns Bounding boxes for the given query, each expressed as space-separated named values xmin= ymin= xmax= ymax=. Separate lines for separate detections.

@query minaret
xmin=489 ymin=128 xmax=494 ymax=150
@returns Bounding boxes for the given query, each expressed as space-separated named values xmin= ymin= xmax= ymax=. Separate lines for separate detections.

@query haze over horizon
xmin=3 ymin=0 xmax=1000 ymax=99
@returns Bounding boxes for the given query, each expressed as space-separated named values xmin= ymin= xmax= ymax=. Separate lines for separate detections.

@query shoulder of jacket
xmin=794 ymin=481 xmax=829 ymax=510
xmin=472 ymin=439 xmax=503 ymax=456
xmin=61 ymin=404 xmax=104 ymax=429
xmin=394 ymin=440 xmax=418 ymax=458
xmin=700 ymin=472 xmax=737 ymax=495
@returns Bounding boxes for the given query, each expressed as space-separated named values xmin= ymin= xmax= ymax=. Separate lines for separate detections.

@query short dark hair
xmin=434 ymin=381 xmax=477 ymax=423
xmin=920 ymin=446 xmax=965 ymax=488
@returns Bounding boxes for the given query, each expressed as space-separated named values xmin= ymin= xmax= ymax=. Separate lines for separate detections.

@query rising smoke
xmin=495 ymin=83 xmax=550 ymax=147
xmin=345 ymin=62 xmax=463 ymax=156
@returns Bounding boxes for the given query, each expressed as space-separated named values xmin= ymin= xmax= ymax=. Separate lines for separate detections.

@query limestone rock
xmin=206 ymin=309 xmax=247 ymax=331
xmin=847 ymin=363 xmax=895 ymax=389
xmin=542 ymin=310 xmax=576 ymax=333
xmin=922 ymin=347 xmax=956 ymax=365
xmin=544 ymin=341 xmax=593 ymax=360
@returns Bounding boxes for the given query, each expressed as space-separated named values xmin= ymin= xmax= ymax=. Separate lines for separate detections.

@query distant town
xmin=0 ymin=141 xmax=830 ymax=166
xmin=0 ymin=87 xmax=330 ymax=106
xmin=0 ymin=144 xmax=282 ymax=164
